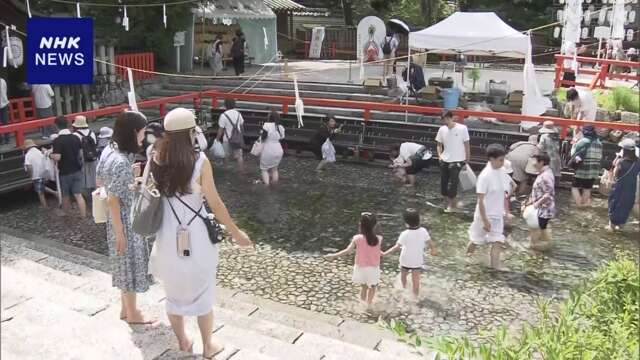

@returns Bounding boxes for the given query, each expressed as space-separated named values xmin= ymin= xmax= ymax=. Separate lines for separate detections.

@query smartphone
xmin=177 ymin=227 xmax=191 ymax=257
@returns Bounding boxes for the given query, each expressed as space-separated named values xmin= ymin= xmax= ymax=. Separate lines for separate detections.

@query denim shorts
xmin=59 ymin=170 xmax=83 ymax=196
xmin=32 ymin=178 xmax=45 ymax=194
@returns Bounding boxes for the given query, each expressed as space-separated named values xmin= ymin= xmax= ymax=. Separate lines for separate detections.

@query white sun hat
xmin=164 ymin=108 xmax=196 ymax=132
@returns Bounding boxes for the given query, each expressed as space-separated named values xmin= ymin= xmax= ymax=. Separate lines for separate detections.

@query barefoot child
xmin=383 ymin=208 xmax=437 ymax=298
xmin=324 ymin=212 xmax=382 ymax=306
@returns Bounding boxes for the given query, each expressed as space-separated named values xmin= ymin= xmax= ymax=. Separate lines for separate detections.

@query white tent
xmin=408 ymin=12 xmax=551 ymax=126
xmin=408 ymin=12 xmax=528 ymax=58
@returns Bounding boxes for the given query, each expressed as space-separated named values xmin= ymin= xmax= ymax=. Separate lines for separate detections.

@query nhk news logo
xmin=27 ymin=18 xmax=93 ymax=84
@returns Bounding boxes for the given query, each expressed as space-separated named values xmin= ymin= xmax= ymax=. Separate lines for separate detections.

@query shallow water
xmin=214 ymin=155 xmax=639 ymax=336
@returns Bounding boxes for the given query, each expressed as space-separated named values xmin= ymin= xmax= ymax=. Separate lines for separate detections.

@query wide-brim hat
xmin=23 ymin=139 xmax=37 ymax=149
xmin=72 ymin=115 xmax=89 ymax=128
xmin=618 ymin=138 xmax=637 ymax=150
xmin=98 ymin=127 xmax=113 ymax=139
xmin=164 ymin=108 xmax=196 ymax=132
xmin=539 ymin=121 xmax=558 ymax=134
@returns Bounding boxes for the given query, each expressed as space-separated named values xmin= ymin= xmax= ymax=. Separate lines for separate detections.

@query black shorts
xmin=538 ymin=217 xmax=551 ymax=230
xmin=400 ymin=266 xmax=423 ymax=273
xmin=572 ymin=177 xmax=595 ymax=189
xmin=406 ymin=158 xmax=430 ymax=175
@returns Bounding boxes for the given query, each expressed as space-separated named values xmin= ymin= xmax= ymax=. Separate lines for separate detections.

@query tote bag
xmin=458 ymin=164 xmax=477 ymax=192
xmin=131 ymin=160 xmax=163 ymax=236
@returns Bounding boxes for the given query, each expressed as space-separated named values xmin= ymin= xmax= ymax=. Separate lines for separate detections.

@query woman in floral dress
xmin=97 ymin=111 xmax=153 ymax=324
xmin=524 ymin=152 xmax=556 ymax=252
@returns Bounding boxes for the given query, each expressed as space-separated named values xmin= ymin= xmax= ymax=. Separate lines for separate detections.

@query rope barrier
xmin=49 ymin=0 xmax=200 ymax=7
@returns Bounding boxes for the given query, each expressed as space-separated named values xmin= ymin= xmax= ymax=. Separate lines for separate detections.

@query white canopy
xmin=408 ymin=12 xmax=528 ymax=58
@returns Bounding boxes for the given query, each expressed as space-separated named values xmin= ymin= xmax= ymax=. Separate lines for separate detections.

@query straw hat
xmin=23 ymin=139 xmax=37 ymax=149
xmin=98 ymin=127 xmax=113 ymax=139
xmin=72 ymin=115 xmax=89 ymax=128
xmin=538 ymin=121 xmax=558 ymax=134
xmin=164 ymin=108 xmax=196 ymax=132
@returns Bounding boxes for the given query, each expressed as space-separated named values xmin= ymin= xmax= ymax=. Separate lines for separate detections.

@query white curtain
xmin=521 ymin=33 xmax=552 ymax=130
xmin=611 ymin=0 xmax=626 ymax=39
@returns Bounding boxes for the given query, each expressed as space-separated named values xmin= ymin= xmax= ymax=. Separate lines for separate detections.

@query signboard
xmin=356 ymin=16 xmax=386 ymax=61
xmin=27 ymin=18 xmax=93 ymax=84
xmin=173 ymin=31 xmax=186 ymax=47
xmin=308 ymin=27 xmax=325 ymax=59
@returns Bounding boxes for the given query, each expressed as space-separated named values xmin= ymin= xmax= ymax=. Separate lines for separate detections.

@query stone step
xmin=1 ymin=266 xmax=108 ymax=316
xmin=1 ymin=297 xmax=145 ymax=360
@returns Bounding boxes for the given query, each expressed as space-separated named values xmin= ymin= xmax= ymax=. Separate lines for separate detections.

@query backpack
xmin=382 ymin=37 xmax=392 ymax=55
xmin=79 ymin=132 xmax=98 ymax=162
xmin=224 ymin=113 xmax=244 ymax=150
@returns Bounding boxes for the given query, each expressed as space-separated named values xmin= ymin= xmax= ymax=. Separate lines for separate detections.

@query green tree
xmin=459 ymin=0 xmax=553 ymax=31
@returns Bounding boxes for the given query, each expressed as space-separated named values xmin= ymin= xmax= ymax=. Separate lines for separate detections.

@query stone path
xmin=0 ymin=232 xmax=429 ymax=360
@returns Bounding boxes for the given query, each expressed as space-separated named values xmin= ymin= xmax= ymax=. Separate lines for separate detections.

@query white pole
xmin=176 ymin=46 xmax=181 ymax=73
xmin=404 ymin=46 xmax=411 ymax=122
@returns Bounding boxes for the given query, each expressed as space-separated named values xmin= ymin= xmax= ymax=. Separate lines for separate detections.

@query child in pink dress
xmin=325 ymin=212 xmax=382 ymax=306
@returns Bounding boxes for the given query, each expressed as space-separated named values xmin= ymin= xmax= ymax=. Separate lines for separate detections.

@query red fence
xmin=114 ymin=52 xmax=155 ymax=81
xmin=7 ymin=97 xmax=37 ymax=124
xmin=2 ymin=90 xmax=639 ymax=148
xmin=554 ymin=55 xmax=640 ymax=89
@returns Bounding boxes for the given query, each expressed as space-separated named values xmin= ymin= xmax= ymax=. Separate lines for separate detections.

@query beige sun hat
xmin=164 ymin=108 xmax=196 ymax=132
xmin=538 ymin=120 xmax=558 ymax=134
xmin=23 ymin=139 xmax=37 ymax=149
xmin=72 ymin=115 xmax=89 ymax=128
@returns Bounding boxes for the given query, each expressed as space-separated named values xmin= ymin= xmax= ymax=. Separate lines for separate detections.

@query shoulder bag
xmin=131 ymin=159 xmax=164 ymax=236
xmin=566 ymin=139 xmax=592 ymax=170
xmin=174 ymin=196 xmax=225 ymax=244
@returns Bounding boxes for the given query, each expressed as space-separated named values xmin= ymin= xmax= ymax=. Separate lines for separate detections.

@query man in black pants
xmin=231 ymin=31 xmax=246 ymax=76
xmin=435 ymin=110 xmax=470 ymax=212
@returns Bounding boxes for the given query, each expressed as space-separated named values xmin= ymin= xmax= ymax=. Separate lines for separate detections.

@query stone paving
xmin=1 ymin=155 xmax=638 ymax=343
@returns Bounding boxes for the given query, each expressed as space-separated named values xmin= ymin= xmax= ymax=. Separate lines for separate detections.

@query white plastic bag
xmin=522 ymin=205 xmax=540 ymax=229
xmin=321 ymin=139 xmax=336 ymax=163
xmin=92 ymin=187 xmax=108 ymax=224
xmin=458 ymin=164 xmax=477 ymax=192
xmin=250 ymin=139 xmax=264 ymax=157
xmin=211 ymin=139 xmax=226 ymax=159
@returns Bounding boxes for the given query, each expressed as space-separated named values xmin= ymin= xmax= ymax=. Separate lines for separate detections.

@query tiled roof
xmin=263 ymin=0 xmax=306 ymax=11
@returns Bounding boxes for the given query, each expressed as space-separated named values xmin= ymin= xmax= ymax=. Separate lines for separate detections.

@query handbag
xmin=131 ymin=159 xmax=164 ymax=236
xmin=92 ymin=187 xmax=108 ymax=224
xmin=174 ymin=196 xmax=225 ymax=244
xmin=250 ymin=138 xmax=264 ymax=157
xmin=599 ymin=168 xmax=615 ymax=195
xmin=522 ymin=205 xmax=540 ymax=229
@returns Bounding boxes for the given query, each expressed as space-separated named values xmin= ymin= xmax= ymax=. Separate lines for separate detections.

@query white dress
xmin=259 ymin=122 xmax=285 ymax=170
xmin=149 ymin=152 xmax=219 ymax=316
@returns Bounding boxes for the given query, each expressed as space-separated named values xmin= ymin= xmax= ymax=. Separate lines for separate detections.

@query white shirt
xmin=475 ymin=164 xmax=507 ymax=218
xmin=0 ymin=78 xmax=8 ymax=108
xmin=218 ymin=109 xmax=244 ymax=142
xmin=397 ymin=227 xmax=431 ymax=268
xmin=435 ymin=123 xmax=470 ymax=162
xmin=74 ymin=128 xmax=97 ymax=143
xmin=32 ymin=85 xmax=54 ymax=109
xmin=575 ymin=89 xmax=597 ymax=121
xmin=24 ymin=147 xmax=46 ymax=180
xmin=195 ymin=126 xmax=208 ymax=151
xmin=398 ymin=142 xmax=423 ymax=162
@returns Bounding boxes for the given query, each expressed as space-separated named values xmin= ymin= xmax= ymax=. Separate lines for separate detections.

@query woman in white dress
xmin=149 ymin=108 xmax=252 ymax=358
xmin=259 ymin=110 xmax=285 ymax=186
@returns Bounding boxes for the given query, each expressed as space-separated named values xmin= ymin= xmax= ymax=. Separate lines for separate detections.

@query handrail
xmin=554 ymin=54 xmax=640 ymax=89
xmin=2 ymin=89 xmax=638 ymax=147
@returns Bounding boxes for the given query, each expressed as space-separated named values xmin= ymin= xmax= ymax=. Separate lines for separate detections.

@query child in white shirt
xmin=383 ymin=208 xmax=437 ymax=298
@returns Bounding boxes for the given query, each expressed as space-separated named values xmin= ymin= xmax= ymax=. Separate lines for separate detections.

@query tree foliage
xmin=31 ymin=0 xmax=193 ymax=65
xmin=459 ymin=0 xmax=553 ymax=31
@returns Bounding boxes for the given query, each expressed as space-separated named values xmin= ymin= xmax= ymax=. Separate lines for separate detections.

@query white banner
xmin=309 ymin=27 xmax=325 ymax=59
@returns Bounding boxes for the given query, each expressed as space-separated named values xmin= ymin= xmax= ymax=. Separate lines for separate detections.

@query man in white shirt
xmin=435 ymin=110 xmax=470 ymax=212
xmin=389 ymin=142 xmax=432 ymax=186
xmin=0 ymin=77 xmax=9 ymax=145
xmin=23 ymin=139 xmax=48 ymax=208
xmin=466 ymin=144 xmax=508 ymax=270
xmin=216 ymin=98 xmax=245 ymax=171
xmin=32 ymin=84 xmax=55 ymax=138
xmin=566 ymin=88 xmax=597 ymax=121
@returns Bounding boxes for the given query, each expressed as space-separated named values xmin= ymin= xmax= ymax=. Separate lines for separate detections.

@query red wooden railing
xmin=114 ymin=52 xmax=155 ymax=81
xmin=7 ymin=97 xmax=37 ymax=124
xmin=554 ymin=55 xmax=640 ymax=89
xmin=2 ymin=90 xmax=638 ymax=147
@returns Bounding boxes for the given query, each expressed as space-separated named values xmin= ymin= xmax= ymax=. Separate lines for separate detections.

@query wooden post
xmin=554 ymin=55 xmax=563 ymax=89
xmin=53 ymin=86 xmax=62 ymax=116
xmin=63 ymin=86 xmax=72 ymax=114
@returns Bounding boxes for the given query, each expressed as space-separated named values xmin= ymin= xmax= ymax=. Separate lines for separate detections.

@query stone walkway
xmin=0 ymin=232 xmax=425 ymax=360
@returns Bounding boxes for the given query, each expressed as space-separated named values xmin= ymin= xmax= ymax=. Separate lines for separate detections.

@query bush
xmin=386 ymin=253 xmax=640 ymax=359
